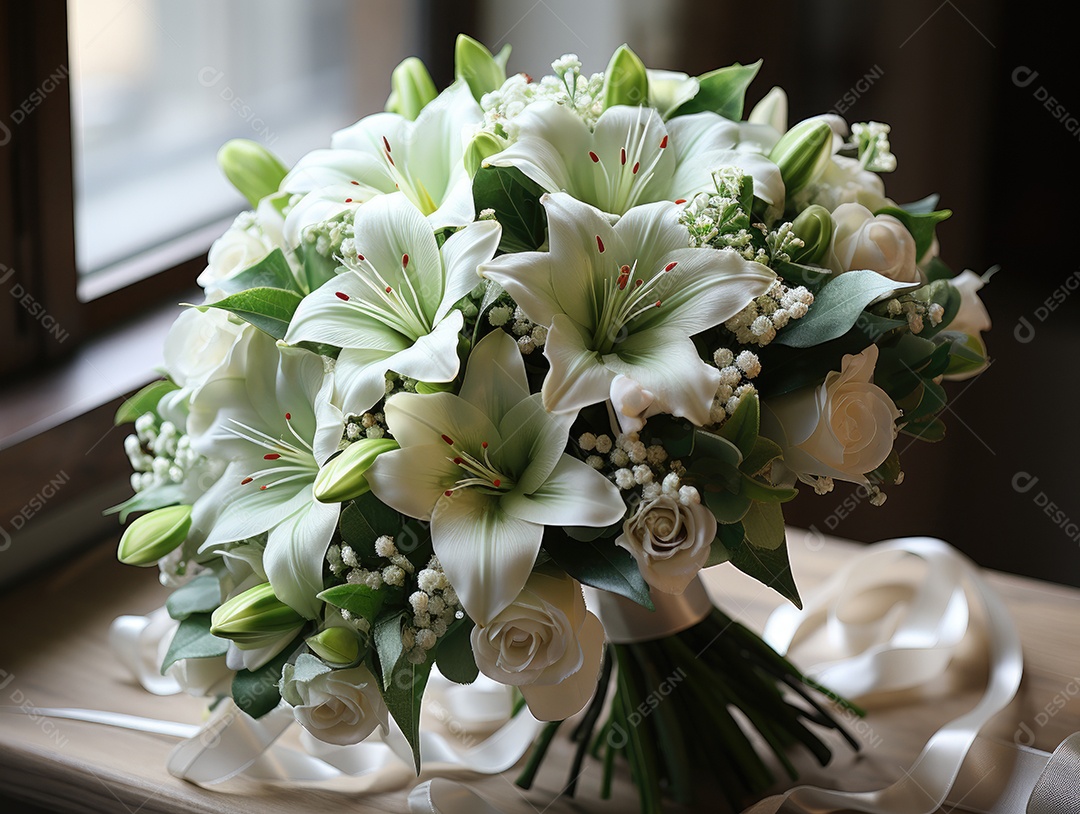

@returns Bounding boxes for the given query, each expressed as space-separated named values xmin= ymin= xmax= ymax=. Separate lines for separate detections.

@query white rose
xmin=162 ymin=307 xmax=253 ymax=392
xmin=471 ymin=570 xmax=604 ymax=722
xmin=280 ymin=654 xmax=388 ymax=746
xmin=797 ymin=155 xmax=891 ymax=212
xmin=764 ymin=344 xmax=901 ymax=485
xmin=197 ymin=212 xmax=277 ymax=299
xmin=616 ymin=495 xmax=717 ymax=594
xmin=828 ymin=203 xmax=919 ymax=283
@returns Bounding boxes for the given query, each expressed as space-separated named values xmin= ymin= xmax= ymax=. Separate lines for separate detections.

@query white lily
xmin=284 ymin=193 xmax=501 ymax=415
xmin=483 ymin=102 xmax=783 ymax=216
xmin=480 ymin=193 xmax=777 ymax=424
xmin=281 ymin=81 xmax=482 ymax=245
xmin=189 ymin=331 xmax=343 ymax=620
xmin=365 ymin=330 xmax=625 ymax=626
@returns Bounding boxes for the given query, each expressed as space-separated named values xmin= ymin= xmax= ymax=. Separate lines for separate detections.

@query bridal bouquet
xmin=111 ymin=36 xmax=991 ymax=813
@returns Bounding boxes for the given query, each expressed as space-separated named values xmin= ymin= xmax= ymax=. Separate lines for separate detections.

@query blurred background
xmin=1 ymin=0 xmax=1076 ymax=590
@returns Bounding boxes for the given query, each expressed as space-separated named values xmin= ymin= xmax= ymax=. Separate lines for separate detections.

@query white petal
xmin=665 ymin=111 xmax=740 ymax=160
xmin=383 ymin=391 xmax=500 ymax=453
xmin=365 ymin=444 xmax=460 ymax=521
xmin=332 ymin=346 xmax=402 ymax=417
xmin=647 ymin=70 xmax=700 ymax=119
xmin=484 ymin=101 xmax=591 ymax=196
xmin=496 ymin=394 xmax=572 ymax=495
xmin=200 ymin=477 xmax=313 ymax=550
xmin=431 ymin=489 xmax=543 ymax=626
xmin=281 ymin=149 xmax=390 ymax=195
xmin=541 ymin=315 xmax=614 ymax=414
xmin=436 ymin=219 xmax=501 ymax=323
xmin=381 ymin=310 xmax=464 ymax=385
xmin=427 ymin=173 xmax=477 ymax=230
xmin=459 ymin=329 xmax=530 ymax=427
xmin=604 ymin=330 xmax=721 ymax=428
xmin=479 ymin=249 xmax=560 ymax=327
xmin=282 ymin=188 xmax=365 ymax=250
xmin=264 ymin=497 xmax=341 ymax=619
xmin=502 ymin=455 xmax=625 ymax=528
xmin=284 ymin=271 xmax=415 ymax=349
xmin=590 ymin=106 xmax=674 ymax=214
xmin=520 ymin=612 xmax=604 ymax=721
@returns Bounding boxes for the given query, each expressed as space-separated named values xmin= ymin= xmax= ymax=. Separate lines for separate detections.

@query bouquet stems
xmin=517 ymin=606 xmax=860 ymax=814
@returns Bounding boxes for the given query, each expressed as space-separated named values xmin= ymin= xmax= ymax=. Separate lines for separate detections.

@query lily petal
xmin=436 ymin=219 xmax=501 ymax=324
xmin=541 ymin=315 xmax=614 ymax=415
xmin=431 ymin=488 xmax=542 ymax=625
xmin=496 ymin=394 xmax=571 ymax=495
xmin=365 ymin=444 xmax=461 ymax=521
xmin=264 ymin=496 xmax=341 ymax=619
xmin=502 ymin=455 xmax=624 ymax=528
xmin=383 ymin=390 xmax=500 ymax=454
xmin=459 ymin=329 xmax=530 ymax=427
xmin=483 ymin=101 xmax=591 ymax=198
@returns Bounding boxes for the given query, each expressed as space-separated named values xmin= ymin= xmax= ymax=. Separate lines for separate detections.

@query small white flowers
xmin=725 ymin=279 xmax=813 ymax=346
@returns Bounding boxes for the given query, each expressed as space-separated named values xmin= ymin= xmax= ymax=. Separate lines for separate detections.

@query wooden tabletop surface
xmin=1 ymin=528 xmax=1077 ymax=813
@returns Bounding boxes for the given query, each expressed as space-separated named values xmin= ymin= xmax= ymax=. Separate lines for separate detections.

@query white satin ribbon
xmin=583 ymin=576 xmax=712 ymax=643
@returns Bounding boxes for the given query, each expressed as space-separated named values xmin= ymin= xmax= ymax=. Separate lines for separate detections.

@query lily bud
xmin=306 ymin=627 xmax=360 ymax=665
xmin=768 ymin=119 xmax=833 ymax=197
xmin=313 ymin=438 xmax=400 ymax=504
xmin=210 ymin=583 xmax=305 ymax=649
xmin=789 ymin=205 xmax=833 ymax=264
xmin=748 ymin=86 xmax=788 ymax=133
xmin=455 ymin=34 xmax=506 ymax=103
xmin=603 ymin=44 xmax=648 ymax=109
xmin=463 ymin=131 xmax=507 ymax=177
xmin=217 ymin=139 xmax=288 ymax=207
xmin=415 ymin=380 xmax=457 ymax=395
xmin=385 ymin=57 xmax=437 ymax=121
xmin=117 ymin=504 xmax=192 ymax=566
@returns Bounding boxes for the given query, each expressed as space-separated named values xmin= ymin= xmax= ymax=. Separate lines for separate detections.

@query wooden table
xmin=2 ymin=528 xmax=1078 ymax=813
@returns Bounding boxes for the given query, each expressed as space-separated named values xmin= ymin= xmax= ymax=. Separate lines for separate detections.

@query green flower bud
xmin=415 ymin=380 xmax=457 ymax=395
xmin=748 ymin=86 xmax=788 ymax=133
xmin=306 ymin=627 xmax=360 ymax=665
xmin=117 ymin=504 xmax=192 ymax=566
xmin=313 ymin=438 xmax=400 ymax=504
xmin=455 ymin=34 xmax=506 ymax=103
xmin=789 ymin=205 xmax=834 ymax=264
xmin=217 ymin=139 xmax=289 ymax=207
xmin=385 ymin=57 xmax=437 ymax=121
xmin=210 ymin=583 xmax=304 ymax=649
xmin=768 ymin=119 xmax=834 ymax=197
xmin=603 ymin=44 xmax=648 ymax=109
xmin=463 ymin=131 xmax=507 ymax=177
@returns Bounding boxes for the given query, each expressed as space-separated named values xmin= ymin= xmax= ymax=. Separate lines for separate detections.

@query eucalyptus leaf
xmin=543 ymin=527 xmax=653 ymax=611
xmin=232 ymin=638 xmax=298 ymax=719
xmin=373 ymin=610 xmax=406 ymax=689
xmin=161 ymin=613 xmax=228 ymax=673
xmin=774 ymin=270 xmax=917 ymax=348
xmin=166 ymin=574 xmax=222 ymax=620
xmin=741 ymin=436 xmax=783 ymax=476
xmin=115 ymin=379 xmax=180 ymax=425
xmin=384 ymin=649 xmax=433 ymax=771
xmin=739 ymin=474 xmax=798 ymax=504
xmin=201 ymin=287 xmax=304 ymax=341
xmin=901 ymin=416 xmax=946 ymax=443
xmin=318 ymin=583 xmax=385 ymax=623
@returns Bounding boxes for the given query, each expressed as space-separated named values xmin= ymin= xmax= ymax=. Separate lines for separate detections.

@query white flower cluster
xmin=311 ymin=209 xmax=355 ymax=260
xmin=580 ymin=430 xmax=693 ymax=505
xmin=488 ymin=304 xmax=548 ymax=355
xmin=344 ymin=410 xmax=387 ymax=443
xmin=403 ymin=555 xmax=463 ymax=664
xmin=481 ymin=55 xmax=605 ymax=138
xmin=884 ymin=296 xmax=945 ymax=336
xmin=724 ymin=279 xmax=814 ymax=346
xmin=850 ymin=121 xmax=897 ymax=173
xmin=709 ymin=348 xmax=761 ymax=424
xmin=125 ymin=412 xmax=205 ymax=493
xmin=326 ymin=535 xmax=418 ymax=632
xmin=680 ymin=169 xmax=756 ymax=256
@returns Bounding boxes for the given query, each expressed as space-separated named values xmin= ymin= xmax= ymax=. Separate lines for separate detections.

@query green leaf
xmin=435 ymin=618 xmax=479 ymax=685
xmin=874 ymin=206 xmax=952 ymax=261
xmin=939 ymin=331 xmax=987 ymax=377
xmin=201 ymin=287 xmax=303 ymax=340
xmin=214 ymin=249 xmax=299 ymax=297
xmin=704 ymin=522 xmax=741 ymax=568
xmin=774 ymin=270 xmax=917 ymax=348
xmin=868 ymin=449 xmax=902 ymax=487
xmin=741 ymin=501 xmax=786 ymax=550
xmin=471 ymin=166 xmax=548 ymax=253
xmin=318 ymin=583 xmax=384 ymax=623
xmin=901 ymin=415 xmax=946 ymax=443
xmin=104 ymin=483 xmax=188 ymax=522
xmin=166 ymin=574 xmax=221 ymax=620
xmin=691 ymin=430 xmax=743 ymax=472
xmin=899 ymin=194 xmax=939 ymax=215
xmin=161 ymin=613 xmax=228 ymax=672
xmin=922 ymin=256 xmax=954 ymax=283
xmin=232 ymin=638 xmax=297 ymax=719
xmin=701 ymin=487 xmax=752 ymax=524
xmin=774 ymin=260 xmax=832 ymax=292
xmin=373 ymin=611 xmax=406 ymax=688
xmin=739 ymin=474 xmax=798 ymax=504
xmin=674 ymin=60 xmax=762 ymax=120
xmin=742 ymin=436 xmax=783 ymax=476
xmin=383 ymin=648 xmax=433 ymax=772
xmin=716 ymin=395 xmax=759 ymax=458
xmin=339 ymin=494 xmax=402 ymax=561
xmin=543 ymin=527 xmax=654 ymax=611
xmin=727 ymin=532 xmax=802 ymax=608
xmin=115 ymin=380 xmax=179 ymax=425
